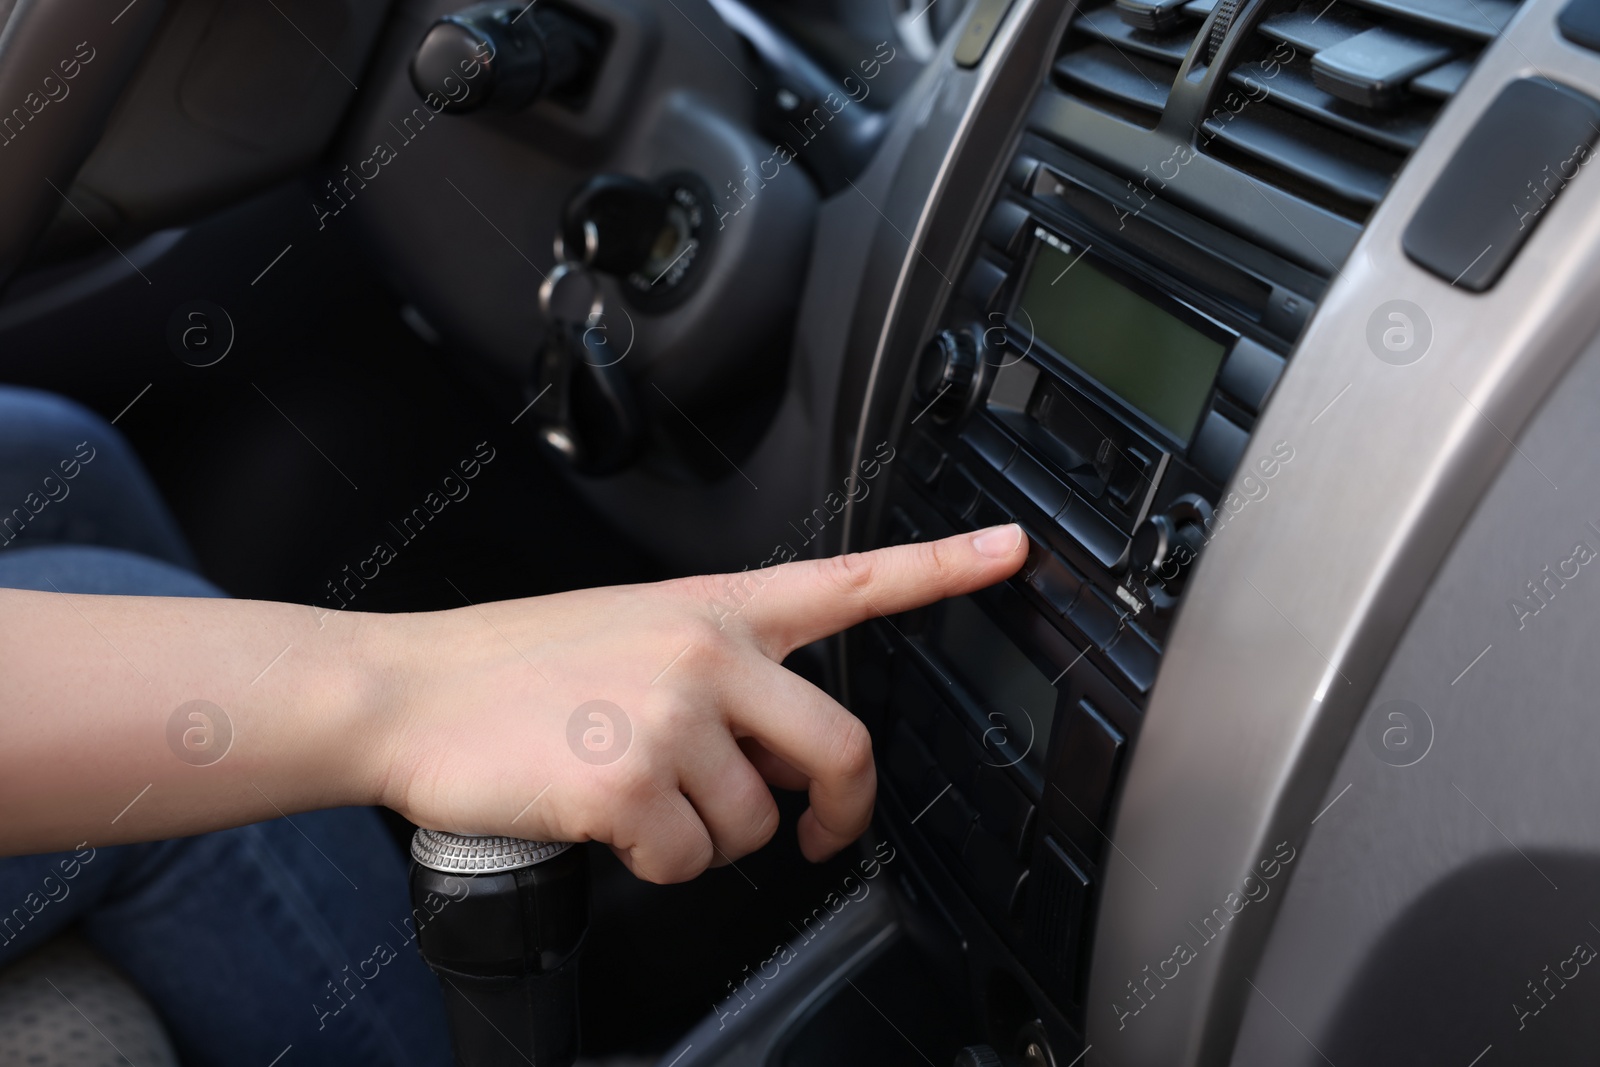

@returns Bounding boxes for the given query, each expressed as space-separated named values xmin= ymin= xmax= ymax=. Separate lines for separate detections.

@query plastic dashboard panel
xmin=1084 ymin=0 xmax=1600 ymax=1063
xmin=834 ymin=0 xmax=1600 ymax=1065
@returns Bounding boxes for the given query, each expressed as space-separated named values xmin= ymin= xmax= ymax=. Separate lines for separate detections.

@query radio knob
xmin=914 ymin=328 xmax=979 ymax=422
xmin=1130 ymin=496 xmax=1212 ymax=598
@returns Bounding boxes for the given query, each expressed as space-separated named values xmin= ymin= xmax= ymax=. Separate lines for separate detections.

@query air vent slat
xmin=1336 ymin=0 xmax=1515 ymax=40
xmin=1231 ymin=60 xmax=1430 ymax=150
xmin=1184 ymin=0 xmax=1220 ymax=16
xmin=1075 ymin=6 xmax=1197 ymax=63
xmin=1049 ymin=3 xmax=1204 ymax=128
xmin=1310 ymin=26 xmax=1452 ymax=107
xmin=1054 ymin=45 xmax=1176 ymax=114
xmin=1203 ymin=104 xmax=1397 ymax=205
xmin=1196 ymin=0 xmax=1519 ymax=224
xmin=1410 ymin=55 xmax=1470 ymax=97
xmin=1116 ymin=0 xmax=1192 ymax=33
xmin=1258 ymin=6 xmax=1375 ymax=52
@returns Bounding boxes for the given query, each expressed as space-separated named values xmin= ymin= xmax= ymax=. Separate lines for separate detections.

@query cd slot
xmin=1011 ymin=146 xmax=1323 ymax=346
xmin=1028 ymin=162 xmax=1273 ymax=322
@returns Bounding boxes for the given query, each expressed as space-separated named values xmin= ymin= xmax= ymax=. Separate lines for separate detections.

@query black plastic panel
xmin=1403 ymin=77 xmax=1600 ymax=292
xmin=1559 ymin=0 xmax=1600 ymax=51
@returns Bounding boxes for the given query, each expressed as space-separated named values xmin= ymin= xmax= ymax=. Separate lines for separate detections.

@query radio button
xmin=1025 ymin=551 xmax=1085 ymax=616
xmin=1005 ymin=452 xmax=1071 ymax=517
xmin=933 ymin=713 xmax=983 ymax=793
xmin=1218 ymin=337 xmax=1286 ymax=414
xmin=1054 ymin=496 xmax=1129 ymax=569
xmin=1066 ymin=586 xmax=1124 ymax=649
xmin=923 ymin=785 xmax=978 ymax=858
xmin=962 ymin=259 xmax=1009 ymax=310
xmin=964 ymin=823 xmax=1026 ymax=921
xmin=963 ymin=417 xmax=1018 ymax=470
xmin=1106 ymin=445 xmax=1158 ymax=511
xmin=1047 ymin=701 xmax=1126 ymax=861
xmin=937 ymin=463 xmax=983 ymax=518
xmin=887 ymin=507 xmax=921 ymax=546
xmin=972 ymin=494 xmax=1012 ymax=531
xmin=1007 ymin=154 xmax=1041 ymax=191
xmin=1105 ymin=621 xmax=1161 ymax=694
xmin=1191 ymin=411 xmax=1251 ymax=486
xmin=887 ymin=722 xmax=944 ymax=808
xmin=981 ymin=200 xmax=1032 ymax=258
xmin=904 ymin=434 xmax=946 ymax=484
xmin=972 ymin=765 xmax=1037 ymax=859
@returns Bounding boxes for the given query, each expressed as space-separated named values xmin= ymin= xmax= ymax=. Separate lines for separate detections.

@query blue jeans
xmin=0 ymin=387 xmax=453 ymax=1065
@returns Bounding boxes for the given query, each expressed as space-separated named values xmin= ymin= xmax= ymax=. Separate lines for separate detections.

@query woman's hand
xmin=371 ymin=525 xmax=1027 ymax=883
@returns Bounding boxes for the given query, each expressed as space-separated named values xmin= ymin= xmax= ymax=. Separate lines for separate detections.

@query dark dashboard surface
xmin=5 ymin=0 xmax=1600 ymax=1064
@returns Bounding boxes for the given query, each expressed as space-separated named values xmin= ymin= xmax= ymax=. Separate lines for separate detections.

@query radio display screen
xmin=934 ymin=597 xmax=1058 ymax=778
xmin=1015 ymin=238 xmax=1227 ymax=443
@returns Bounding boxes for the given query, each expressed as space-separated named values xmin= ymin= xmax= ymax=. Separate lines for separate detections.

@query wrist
xmin=342 ymin=609 xmax=430 ymax=814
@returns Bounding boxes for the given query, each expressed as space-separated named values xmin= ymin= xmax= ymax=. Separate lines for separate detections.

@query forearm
xmin=0 ymin=589 xmax=394 ymax=855
xmin=0 ymin=527 xmax=1027 ymax=881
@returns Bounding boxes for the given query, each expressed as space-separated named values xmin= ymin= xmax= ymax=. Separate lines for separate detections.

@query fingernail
xmin=972 ymin=523 xmax=1022 ymax=559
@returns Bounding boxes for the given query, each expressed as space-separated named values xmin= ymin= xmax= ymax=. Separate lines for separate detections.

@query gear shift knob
xmin=409 ymin=830 xmax=589 ymax=1067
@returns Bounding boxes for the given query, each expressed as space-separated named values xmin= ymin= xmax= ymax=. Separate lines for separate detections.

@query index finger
xmin=733 ymin=525 xmax=1027 ymax=659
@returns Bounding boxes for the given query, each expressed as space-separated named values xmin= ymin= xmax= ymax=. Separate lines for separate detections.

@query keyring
xmin=538 ymin=261 xmax=606 ymax=325
xmin=550 ymin=220 xmax=600 ymax=269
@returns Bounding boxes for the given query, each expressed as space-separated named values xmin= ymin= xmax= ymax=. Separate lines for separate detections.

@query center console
xmin=845 ymin=24 xmax=1337 ymax=1052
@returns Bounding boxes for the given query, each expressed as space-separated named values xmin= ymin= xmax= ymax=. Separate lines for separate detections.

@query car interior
xmin=3 ymin=0 xmax=1600 ymax=1062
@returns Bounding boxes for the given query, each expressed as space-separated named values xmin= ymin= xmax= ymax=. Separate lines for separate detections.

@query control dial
xmin=1129 ymin=494 xmax=1212 ymax=603
xmin=915 ymin=327 xmax=979 ymax=423
xmin=411 ymin=2 xmax=598 ymax=114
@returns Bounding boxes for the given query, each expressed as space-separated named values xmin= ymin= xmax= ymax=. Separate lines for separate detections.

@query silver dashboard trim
xmin=1089 ymin=1 xmax=1600 ymax=1063
xmin=840 ymin=0 xmax=1048 ymax=549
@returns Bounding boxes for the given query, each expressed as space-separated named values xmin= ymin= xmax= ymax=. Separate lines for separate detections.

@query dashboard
xmin=820 ymin=0 xmax=1600 ymax=1064
xmin=6 ymin=0 xmax=1600 ymax=1063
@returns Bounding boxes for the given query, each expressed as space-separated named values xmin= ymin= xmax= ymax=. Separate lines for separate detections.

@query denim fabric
xmin=0 ymin=386 xmax=198 ymax=570
xmin=0 ymin=387 xmax=453 ymax=1065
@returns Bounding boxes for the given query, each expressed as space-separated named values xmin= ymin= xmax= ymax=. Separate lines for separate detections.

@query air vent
xmin=1052 ymin=0 xmax=1213 ymax=128
xmin=1202 ymin=0 xmax=1520 ymax=220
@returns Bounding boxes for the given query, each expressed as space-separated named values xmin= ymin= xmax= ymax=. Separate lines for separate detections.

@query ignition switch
xmin=560 ymin=172 xmax=716 ymax=311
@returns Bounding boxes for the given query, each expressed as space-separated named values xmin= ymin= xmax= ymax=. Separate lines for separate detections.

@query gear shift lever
xmin=409 ymin=830 xmax=589 ymax=1067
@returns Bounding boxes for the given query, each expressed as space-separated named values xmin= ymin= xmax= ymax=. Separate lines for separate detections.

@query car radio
xmin=855 ymin=141 xmax=1320 ymax=1028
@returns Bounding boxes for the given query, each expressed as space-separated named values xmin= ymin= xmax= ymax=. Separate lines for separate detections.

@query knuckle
xmin=672 ymin=618 xmax=741 ymax=676
xmin=918 ymin=537 xmax=961 ymax=586
xmin=820 ymin=550 xmax=877 ymax=598
xmin=828 ymin=715 xmax=875 ymax=783
xmin=665 ymin=834 xmax=715 ymax=885
xmin=746 ymin=795 xmax=781 ymax=851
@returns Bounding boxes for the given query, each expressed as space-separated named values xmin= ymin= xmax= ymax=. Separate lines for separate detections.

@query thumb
xmin=729 ymin=525 xmax=1027 ymax=660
